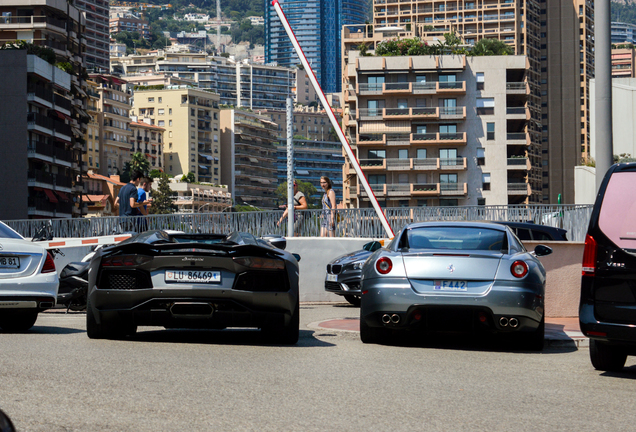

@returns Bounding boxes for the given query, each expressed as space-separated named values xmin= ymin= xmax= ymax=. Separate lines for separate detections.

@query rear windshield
xmin=406 ymin=227 xmax=506 ymax=251
xmin=0 ymin=222 xmax=23 ymax=240
xmin=599 ymin=171 xmax=636 ymax=249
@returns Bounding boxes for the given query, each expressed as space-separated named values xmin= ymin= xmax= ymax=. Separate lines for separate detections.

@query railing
xmin=507 ymin=132 xmax=528 ymax=141
xmin=506 ymin=107 xmax=527 ymax=115
xmin=507 ymin=157 xmax=529 ymax=166
xmin=3 ymin=205 xmax=594 ymax=242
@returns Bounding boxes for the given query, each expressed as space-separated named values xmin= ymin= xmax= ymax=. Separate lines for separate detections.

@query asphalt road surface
xmin=1 ymin=304 xmax=635 ymax=431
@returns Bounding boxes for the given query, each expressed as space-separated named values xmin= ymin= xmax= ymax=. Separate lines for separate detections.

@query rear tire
xmin=360 ymin=318 xmax=387 ymax=344
xmin=523 ymin=316 xmax=544 ymax=351
xmin=86 ymin=296 xmax=106 ymax=339
xmin=590 ymin=339 xmax=627 ymax=372
xmin=344 ymin=295 xmax=361 ymax=307
xmin=0 ymin=310 xmax=38 ymax=332
xmin=262 ymin=299 xmax=299 ymax=345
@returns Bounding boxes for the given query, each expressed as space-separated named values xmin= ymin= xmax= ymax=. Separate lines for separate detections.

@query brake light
xmin=233 ymin=257 xmax=285 ymax=270
xmin=375 ymin=257 xmax=393 ymax=275
xmin=510 ymin=260 xmax=528 ymax=278
xmin=41 ymin=252 xmax=56 ymax=273
xmin=582 ymin=234 xmax=597 ymax=275
xmin=102 ymin=255 xmax=152 ymax=267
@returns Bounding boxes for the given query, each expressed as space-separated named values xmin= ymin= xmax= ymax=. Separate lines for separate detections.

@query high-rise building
xmin=75 ymin=0 xmax=110 ymax=72
xmin=368 ymin=0 xmax=594 ymax=204
xmin=612 ymin=47 xmax=636 ymax=78
xmin=132 ymin=88 xmax=221 ymax=183
xmin=264 ymin=0 xmax=370 ymax=93
xmin=0 ymin=0 xmax=89 ymax=219
xmin=220 ymin=109 xmax=278 ymax=208
xmin=342 ymin=53 xmax=533 ymax=208
xmin=90 ymin=74 xmax=133 ymax=177
xmin=129 ymin=120 xmax=165 ymax=171
xmin=612 ymin=21 xmax=636 ymax=45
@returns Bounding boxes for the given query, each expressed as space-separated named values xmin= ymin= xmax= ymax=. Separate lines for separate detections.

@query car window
xmin=515 ymin=228 xmax=532 ymax=241
xmin=407 ymin=227 xmax=506 ymax=251
xmin=0 ymin=222 xmax=23 ymax=240
xmin=532 ymin=230 xmax=553 ymax=241
xmin=599 ymin=171 xmax=636 ymax=249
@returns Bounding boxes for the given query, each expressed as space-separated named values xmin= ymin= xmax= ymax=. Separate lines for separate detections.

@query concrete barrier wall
xmin=52 ymin=238 xmax=584 ymax=318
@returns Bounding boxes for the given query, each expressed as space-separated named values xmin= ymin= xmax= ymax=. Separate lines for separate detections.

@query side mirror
xmin=262 ymin=235 xmax=286 ymax=250
xmin=292 ymin=253 xmax=301 ymax=262
xmin=534 ymin=245 xmax=553 ymax=257
xmin=363 ymin=241 xmax=382 ymax=252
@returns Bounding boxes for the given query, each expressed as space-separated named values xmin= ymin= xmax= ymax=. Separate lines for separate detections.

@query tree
xmin=469 ymin=38 xmax=513 ymax=56
xmin=275 ymin=180 xmax=318 ymax=207
xmin=120 ymin=163 xmax=131 ymax=183
xmin=130 ymin=152 xmax=150 ymax=177
xmin=149 ymin=174 xmax=175 ymax=214
xmin=181 ymin=172 xmax=196 ymax=183
xmin=149 ymin=169 xmax=163 ymax=179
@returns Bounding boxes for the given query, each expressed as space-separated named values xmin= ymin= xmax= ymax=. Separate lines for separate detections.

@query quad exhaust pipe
xmin=499 ymin=317 xmax=520 ymax=328
xmin=381 ymin=314 xmax=400 ymax=324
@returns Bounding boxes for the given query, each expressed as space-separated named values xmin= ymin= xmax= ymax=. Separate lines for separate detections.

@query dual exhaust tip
xmin=499 ymin=317 xmax=519 ymax=328
xmin=381 ymin=314 xmax=400 ymax=325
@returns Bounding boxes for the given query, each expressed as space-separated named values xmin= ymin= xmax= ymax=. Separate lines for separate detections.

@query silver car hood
xmin=401 ymin=251 xmax=503 ymax=281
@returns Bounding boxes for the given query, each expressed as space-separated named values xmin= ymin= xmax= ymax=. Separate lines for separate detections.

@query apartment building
xmin=0 ymin=0 xmax=89 ymax=219
xmin=157 ymin=180 xmax=232 ymax=213
xmin=260 ymin=106 xmax=341 ymax=141
xmin=612 ymin=21 xmax=636 ymax=45
xmin=368 ymin=0 xmax=593 ymax=204
xmin=612 ymin=47 xmax=636 ymax=78
xmin=90 ymin=74 xmax=133 ymax=176
xmin=132 ymin=88 xmax=221 ymax=183
xmin=220 ymin=109 xmax=278 ymax=208
xmin=109 ymin=13 xmax=150 ymax=39
xmin=75 ymin=0 xmax=110 ymax=72
xmin=129 ymin=120 xmax=165 ymax=170
xmin=85 ymin=78 xmax=101 ymax=172
xmin=342 ymin=54 xmax=532 ymax=208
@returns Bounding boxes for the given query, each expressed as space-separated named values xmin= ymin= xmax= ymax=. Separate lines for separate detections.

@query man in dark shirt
xmin=114 ymin=171 xmax=150 ymax=231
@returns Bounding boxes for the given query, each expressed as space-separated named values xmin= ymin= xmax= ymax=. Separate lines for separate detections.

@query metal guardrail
xmin=4 ymin=205 xmax=593 ymax=242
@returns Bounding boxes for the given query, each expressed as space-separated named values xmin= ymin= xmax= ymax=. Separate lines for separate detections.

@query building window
xmin=476 ymin=72 xmax=485 ymax=90
xmin=169 ymin=108 xmax=172 ymax=115
xmin=439 ymin=199 xmax=458 ymax=207
xmin=487 ymin=122 xmax=495 ymax=140
xmin=148 ymin=97 xmax=154 ymax=102
xmin=158 ymin=109 xmax=164 ymax=115
xmin=482 ymin=173 xmax=491 ymax=191
xmin=169 ymin=120 xmax=173 ymax=126
xmin=398 ymin=149 xmax=408 ymax=159
xmin=477 ymin=98 xmax=495 ymax=115
xmin=158 ymin=120 xmax=165 ymax=126
xmin=477 ymin=198 xmax=486 ymax=206
xmin=477 ymin=148 xmax=485 ymax=166
xmin=169 ymin=142 xmax=173 ymax=149
xmin=158 ymin=97 xmax=162 ymax=103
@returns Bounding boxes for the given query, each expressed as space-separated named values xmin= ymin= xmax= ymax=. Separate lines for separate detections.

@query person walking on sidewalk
xmin=135 ymin=177 xmax=153 ymax=232
xmin=114 ymin=171 xmax=151 ymax=232
xmin=277 ymin=181 xmax=308 ymax=235
xmin=320 ymin=176 xmax=337 ymax=237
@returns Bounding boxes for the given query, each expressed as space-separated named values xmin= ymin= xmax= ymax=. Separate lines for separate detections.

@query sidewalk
xmin=311 ymin=316 xmax=588 ymax=347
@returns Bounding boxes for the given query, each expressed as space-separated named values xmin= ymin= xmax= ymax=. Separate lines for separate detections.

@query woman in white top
xmin=320 ymin=176 xmax=337 ymax=237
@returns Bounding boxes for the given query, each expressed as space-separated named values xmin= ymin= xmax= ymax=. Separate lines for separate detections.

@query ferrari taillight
xmin=375 ymin=257 xmax=393 ymax=275
xmin=582 ymin=234 xmax=597 ymax=276
xmin=233 ymin=257 xmax=285 ymax=270
xmin=41 ymin=252 xmax=56 ymax=273
xmin=510 ymin=260 xmax=528 ymax=278
xmin=102 ymin=255 xmax=152 ymax=267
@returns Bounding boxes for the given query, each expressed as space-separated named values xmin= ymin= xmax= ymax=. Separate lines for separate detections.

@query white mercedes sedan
xmin=0 ymin=221 xmax=58 ymax=331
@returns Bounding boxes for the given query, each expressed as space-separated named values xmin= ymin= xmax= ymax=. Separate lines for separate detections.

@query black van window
xmin=532 ymin=230 xmax=553 ymax=241
xmin=599 ymin=171 xmax=636 ymax=249
xmin=515 ymin=228 xmax=532 ymax=241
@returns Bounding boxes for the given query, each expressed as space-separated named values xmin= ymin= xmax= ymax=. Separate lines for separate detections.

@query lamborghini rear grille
xmin=233 ymin=270 xmax=289 ymax=292
xmin=98 ymin=270 xmax=152 ymax=290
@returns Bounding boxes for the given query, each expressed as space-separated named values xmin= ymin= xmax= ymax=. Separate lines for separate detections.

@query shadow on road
xmin=600 ymin=365 xmax=636 ymax=379
xmin=0 ymin=326 xmax=85 ymax=335
xmin=124 ymin=328 xmax=336 ymax=347
xmin=371 ymin=332 xmax=578 ymax=354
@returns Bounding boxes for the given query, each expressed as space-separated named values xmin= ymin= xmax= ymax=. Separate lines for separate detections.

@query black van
xmin=580 ymin=163 xmax=636 ymax=371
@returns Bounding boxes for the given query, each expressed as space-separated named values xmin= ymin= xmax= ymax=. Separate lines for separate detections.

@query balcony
xmin=359 ymin=183 xmax=386 ymax=197
xmin=411 ymin=183 xmax=440 ymax=196
xmin=27 ymin=197 xmax=73 ymax=218
xmin=387 ymin=184 xmax=411 ymax=196
xmin=506 ymin=132 xmax=530 ymax=145
xmin=507 ymin=183 xmax=531 ymax=196
xmin=359 ymin=81 xmax=466 ymax=96
xmin=506 ymin=82 xmax=529 ymax=95
xmin=440 ymin=182 xmax=468 ymax=196
xmin=507 ymin=157 xmax=530 ymax=170
xmin=439 ymin=106 xmax=466 ymax=120
xmin=437 ymin=81 xmax=466 ymax=93
xmin=411 ymin=132 xmax=467 ymax=145
xmin=506 ymin=106 xmax=529 ymax=120
xmin=357 ymin=134 xmax=386 ymax=145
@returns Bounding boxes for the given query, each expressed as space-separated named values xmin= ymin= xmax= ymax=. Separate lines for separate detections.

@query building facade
xmin=220 ymin=109 xmax=278 ymax=208
xmin=129 ymin=120 xmax=165 ymax=171
xmin=132 ymin=88 xmax=221 ymax=183
xmin=612 ymin=21 xmax=636 ymax=45
xmin=612 ymin=47 xmax=636 ymax=78
xmin=342 ymin=54 xmax=532 ymax=208
xmin=90 ymin=74 xmax=133 ymax=177
xmin=264 ymin=0 xmax=370 ymax=93
xmin=75 ymin=0 xmax=110 ymax=72
xmin=109 ymin=12 xmax=150 ymax=39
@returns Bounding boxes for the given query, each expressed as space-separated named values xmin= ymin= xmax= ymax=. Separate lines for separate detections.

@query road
xmin=0 ymin=305 xmax=635 ymax=431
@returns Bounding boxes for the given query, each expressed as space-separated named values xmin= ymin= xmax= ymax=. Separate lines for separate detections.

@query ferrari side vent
xmin=233 ymin=271 xmax=289 ymax=292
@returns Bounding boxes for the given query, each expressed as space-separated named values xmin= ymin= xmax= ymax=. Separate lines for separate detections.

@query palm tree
xmin=129 ymin=152 xmax=150 ymax=177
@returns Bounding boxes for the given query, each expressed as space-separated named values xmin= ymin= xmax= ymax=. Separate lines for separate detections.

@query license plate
xmin=327 ymin=273 xmax=338 ymax=282
xmin=434 ymin=280 xmax=467 ymax=291
xmin=0 ymin=257 xmax=19 ymax=269
xmin=165 ymin=270 xmax=221 ymax=284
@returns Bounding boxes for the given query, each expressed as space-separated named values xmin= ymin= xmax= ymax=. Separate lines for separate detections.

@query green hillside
xmin=612 ymin=0 xmax=636 ymax=25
